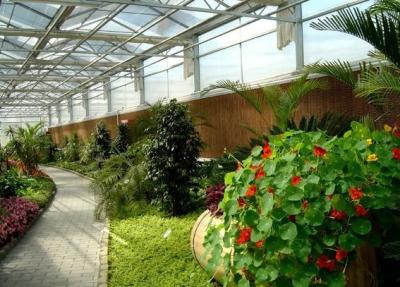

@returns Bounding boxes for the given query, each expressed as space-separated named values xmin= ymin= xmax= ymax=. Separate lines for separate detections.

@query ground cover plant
xmin=204 ymin=122 xmax=400 ymax=287
xmin=108 ymin=207 xmax=211 ymax=287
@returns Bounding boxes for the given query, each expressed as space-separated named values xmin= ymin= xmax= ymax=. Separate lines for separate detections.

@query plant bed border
xmin=0 ymin=170 xmax=57 ymax=260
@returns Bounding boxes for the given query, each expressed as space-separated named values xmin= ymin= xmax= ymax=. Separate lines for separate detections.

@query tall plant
xmin=91 ymin=121 xmax=112 ymax=160
xmin=307 ymin=0 xmax=400 ymax=118
xmin=203 ymin=74 xmax=324 ymax=132
xmin=5 ymin=123 xmax=47 ymax=175
xmin=64 ymin=133 xmax=81 ymax=162
xmin=145 ymin=99 xmax=202 ymax=215
xmin=112 ymin=122 xmax=130 ymax=154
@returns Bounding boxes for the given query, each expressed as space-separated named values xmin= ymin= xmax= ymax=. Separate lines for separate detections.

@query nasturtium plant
xmin=204 ymin=122 xmax=400 ymax=287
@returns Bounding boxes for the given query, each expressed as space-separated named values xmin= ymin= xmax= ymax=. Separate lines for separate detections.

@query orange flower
xmin=349 ymin=187 xmax=364 ymax=201
xmin=255 ymin=168 xmax=265 ymax=179
xmin=330 ymin=208 xmax=347 ymax=220
xmin=237 ymin=227 xmax=252 ymax=245
xmin=392 ymin=148 xmax=400 ymax=160
xmin=246 ymin=185 xmax=257 ymax=197
xmin=262 ymin=143 xmax=272 ymax=159
xmin=291 ymin=175 xmax=302 ymax=186
xmin=335 ymin=248 xmax=348 ymax=261
xmin=355 ymin=204 xmax=368 ymax=217
xmin=255 ymin=240 xmax=265 ymax=248
xmin=238 ymin=198 xmax=246 ymax=208
xmin=313 ymin=146 xmax=327 ymax=157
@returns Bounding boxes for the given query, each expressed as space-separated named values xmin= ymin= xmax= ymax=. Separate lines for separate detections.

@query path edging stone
xmin=47 ymin=165 xmax=109 ymax=287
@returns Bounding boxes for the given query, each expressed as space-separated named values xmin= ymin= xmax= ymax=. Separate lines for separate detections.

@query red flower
xmin=238 ymin=198 xmax=246 ymax=208
xmin=349 ymin=187 xmax=364 ymax=201
xmin=355 ymin=204 xmax=368 ymax=217
xmin=262 ymin=143 xmax=272 ymax=159
xmin=255 ymin=169 xmax=265 ymax=179
xmin=288 ymin=215 xmax=296 ymax=222
xmin=316 ymin=255 xmax=336 ymax=272
xmin=335 ymin=248 xmax=348 ymax=261
xmin=237 ymin=227 xmax=252 ymax=245
xmin=255 ymin=240 xmax=265 ymax=248
xmin=246 ymin=185 xmax=257 ymax=197
xmin=330 ymin=208 xmax=347 ymax=220
xmin=313 ymin=146 xmax=327 ymax=157
xmin=392 ymin=148 xmax=400 ymax=160
xmin=393 ymin=129 xmax=400 ymax=138
xmin=291 ymin=175 xmax=302 ymax=186
xmin=267 ymin=187 xmax=274 ymax=194
xmin=302 ymin=200 xmax=309 ymax=210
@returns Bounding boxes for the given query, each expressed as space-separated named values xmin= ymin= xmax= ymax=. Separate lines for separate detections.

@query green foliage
xmin=112 ymin=123 xmax=130 ymax=154
xmin=308 ymin=1 xmax=400 ymax=119
xmin=203 ymin=75 xmax=324 ymax=131
xmin=205 ymin=123 xmax=400 ymax=286
xmin=145 ymin=99 xmax=202 ymax=215
xmin=17 ymin=177 xmax=55 ymax=208
xmin=0 ymin=169 xmax=29 ymax=197
xmin=63 ymin=133 xmax=81 ymax=162
xmin=5 ymin=122 xmax=49 ymax=174
xmin=91 ymin=121 xmax=112 ymax=160
xmin=79 ymin=141 xmax=96 ymax=165
xmin=108 ymin=211 xmax=211 ymax=287
xmin=92 ymin=143 xmax=155 ymax=219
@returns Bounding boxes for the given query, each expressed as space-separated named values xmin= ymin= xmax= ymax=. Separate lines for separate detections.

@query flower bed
xmin=0 ymin=197 xmax=39 ymax=247
xmin=204 ymin=123 xmax=400 ymax=286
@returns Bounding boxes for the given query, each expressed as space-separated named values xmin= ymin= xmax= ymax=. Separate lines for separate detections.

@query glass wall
xmin=49 ymin=0 xmax=374 ymax=127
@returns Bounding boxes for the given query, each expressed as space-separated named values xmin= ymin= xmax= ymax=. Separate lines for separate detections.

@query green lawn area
xmin=108 ymin=212 xmax=212 ymax=287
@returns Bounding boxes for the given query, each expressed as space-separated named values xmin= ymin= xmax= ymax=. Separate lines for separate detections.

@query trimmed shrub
xmin=145 ymin=99 xmax=202 ymax=215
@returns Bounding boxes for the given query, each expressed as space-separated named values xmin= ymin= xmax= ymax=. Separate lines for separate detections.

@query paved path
xmin=0 ymin=166 xmax=105 ymax=287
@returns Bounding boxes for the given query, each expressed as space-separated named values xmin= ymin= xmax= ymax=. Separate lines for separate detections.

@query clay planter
xmin=191 ymin=211 xmax=377 ymax=286
xmin=190 ymin=210 xmax=226 ymax=282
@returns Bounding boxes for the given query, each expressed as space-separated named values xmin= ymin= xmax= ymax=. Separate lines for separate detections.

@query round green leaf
xmin=279 ymin=222 xmax=298 ymax=241
xmin=351 ymin=218 xmax=372 ymax=235
xmin=257 ymin=217 xmax=273 ymax=233
xmin=243 ymin=209 xmax=259 ymax=226
xmin=338 ymin=233 xmax=359 ymax=251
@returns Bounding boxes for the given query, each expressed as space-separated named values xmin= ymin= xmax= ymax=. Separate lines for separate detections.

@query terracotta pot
xmin=191 ymin=211 xmax=377 ymax=286
xmin=190 ymin=210 xmax=226 ymax=282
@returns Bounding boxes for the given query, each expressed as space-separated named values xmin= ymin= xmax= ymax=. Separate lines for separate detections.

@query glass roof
xmin=0 ymin=0 xmax=348 ymax=121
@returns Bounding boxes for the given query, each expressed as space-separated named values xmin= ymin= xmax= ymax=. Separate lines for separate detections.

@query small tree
xmin=92 ymin=121 xmax=112 ymax=160
xmin=64 ymin=133 xmax=81 ymax=162
xmin=145 ymin=99 xmax=202 ymax=215
xmin=112 ymin=123 xmax=130 ymax=154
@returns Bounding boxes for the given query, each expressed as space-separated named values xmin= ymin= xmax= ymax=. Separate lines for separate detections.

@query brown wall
xmin=48 ymin=77 xmax=384 ymax=158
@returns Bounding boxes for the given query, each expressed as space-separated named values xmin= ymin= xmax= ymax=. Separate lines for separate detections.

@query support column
xmin=103 ymin=77 xmax=112 ymax=113
xmin=193 ymin=36 xmax=201 ymax=92
xmin=136 ymin=61 xmax=145 ymax=105
xmin=47 ymin=106 xmax=52 ymax=126
xmin=294 ymin=2 xmax=304 ymax=71
xmin=56 ymin=103 xmax=61 ymax=125
xmin=68 ymin=97 xmax=73 ymax=122
xmin=82 ymin=90 xmax=89 ymax=118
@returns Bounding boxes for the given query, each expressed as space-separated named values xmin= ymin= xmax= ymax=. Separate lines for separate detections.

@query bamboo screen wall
xmin=48 ymin=77 xmax=384 ymax=158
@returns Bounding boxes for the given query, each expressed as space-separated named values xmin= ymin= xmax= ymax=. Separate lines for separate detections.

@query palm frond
xmin=305 ymin=60 xmax=358 ymax=88
xmin=369 ymin=0 xmax=400 ymax=20
xmin=202 ymin=80 xmax=263 ymax=113
xmin=310 ymin=8 xmax=400 ymax=68
xmin=356 ymin=66 xmax=400 ymax=104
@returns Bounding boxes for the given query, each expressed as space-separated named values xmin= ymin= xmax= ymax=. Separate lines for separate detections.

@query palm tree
xmin=202 ymin=74 xmax=324 ymax=131
xmin=307 ymin=0 xmax=400 ymax=117
xmin=6 ymin=122 xmax=47 ymax=175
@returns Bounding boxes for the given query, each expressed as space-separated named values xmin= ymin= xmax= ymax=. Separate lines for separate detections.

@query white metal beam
xmin=0 ymin=28 xmax=188 ymax=45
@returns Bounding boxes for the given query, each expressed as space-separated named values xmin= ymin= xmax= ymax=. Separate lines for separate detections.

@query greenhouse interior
xmin=0 ymin=0 xmax=399 ymax=286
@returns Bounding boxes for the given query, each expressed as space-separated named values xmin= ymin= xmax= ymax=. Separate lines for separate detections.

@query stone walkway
xmin=0 ymin=166 xmax=105 ymax=287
